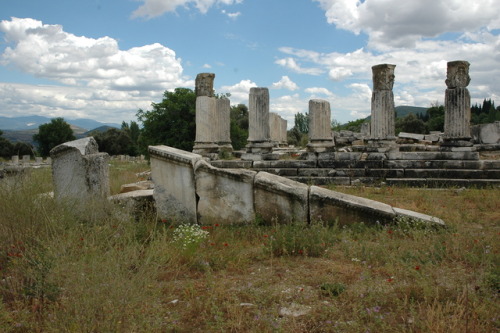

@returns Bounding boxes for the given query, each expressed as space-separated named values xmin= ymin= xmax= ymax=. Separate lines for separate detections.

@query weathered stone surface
xmin=120 ymin=181 xmax=153 ymax=193
xmin=195 ymin=160 xmax=256 ymax=225
xmin=253 ymin=160 xmax=316 ymax=168
xmin=444 ymin=61 xmax=471 ymax=140
xmin=193 ymin=96 xmax=218 ymax=155
xmin=471 ymin=121 xmax=500 ymax=144
xmin=398 ymin=132 xmax=425 ymax=141
xmin=246 ymin=87 xmax=272 ymax=154
xmin=393 ymin=207 xmax=445 ymax=226
xmin=254 ymin=172 xmax=309 ymax=224
xmin=109 ymin=189 xmax=155 ymax=216
xmin=307 ymin=99 xmax=335 ymax=152
xmin=195 ymin=73 xmax=215 ymax=97
xmin=149 ymin=145 xmax=202 ymax=224
xmin=309 ymin=186 xmax=395 ymax=224
xmin=50 ymin=137 xmax=109 ymax=202
xmin=387 ymin=151 xmax=479 ymax=160
xmin=371 ymin=64 xmax=396 ymax=140
xmin=210 ymin=160 xmax=254 ymax=169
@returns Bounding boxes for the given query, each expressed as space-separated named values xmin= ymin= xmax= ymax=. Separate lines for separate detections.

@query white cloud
xmin=0 ymin=18 xmax=190 ymax=92
xmin=305 ymin=87 xmax=333 ymax=97
xmin=271 ymin=76 xmax=299 ymax=91
xmin=202 ymin=63 xmax=212 ymax=69
xmin=0 ymin=17 xmax=194 ymax=123
xmin=132 ymin=0 xmax=243 ymax=19
xmin=220 ymin=79 xmax=257 ymax=105
xmin=328 ymin=67 xmax=352 ymax=81
xmin=313 ymin=0 xmax=500 ymax=48
xmin=275 ymin=57 xmax=324 ymax=75
xmin=270 ymin=94 xmax=308 ymax=128
xmin=0 ymin=83 xmax=155 ymax=123
xmin=221 ymin=9 xmax=241 ymax=19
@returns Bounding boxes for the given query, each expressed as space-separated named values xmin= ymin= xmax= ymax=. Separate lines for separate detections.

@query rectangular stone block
xmin=50 ymin=137 xmax=109 ymax=202
xmin=253 ymin=160 xmax=317 ymax=168
xmin=195 ymin=160 xmax=256 ymax=225
xmin=257 ymin=168 xmax=298 ymax=177
xmin=210 ymin=160 xmax=254 ymax=169
xmin=366 ymin=169 xmax=404 ymax=178
xmin=298 ymin=169 xmax=334 ymax=177
xmin=309 ymin=186 xmax=395 ymax=225
xmin=254 ymin=172 xmax=309 ymax=224
xmin=149 ymin=145 xmax=202 ymax=224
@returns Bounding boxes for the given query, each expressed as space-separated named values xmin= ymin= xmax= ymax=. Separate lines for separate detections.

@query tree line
xmin=1 ymin=92 xmax=498 ymax=159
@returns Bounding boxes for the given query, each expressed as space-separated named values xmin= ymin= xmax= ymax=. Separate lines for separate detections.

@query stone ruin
xmin=188 ymin=62 xmax=499 ymax=188
xmin=50 ymin=137 xmax=110 ymax=202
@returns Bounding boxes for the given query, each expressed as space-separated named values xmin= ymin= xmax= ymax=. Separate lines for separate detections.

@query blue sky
xmin=1 ymin=0 xmax=499 ymax=127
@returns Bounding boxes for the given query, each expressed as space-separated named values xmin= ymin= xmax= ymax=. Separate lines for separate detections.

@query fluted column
xmin=444 ymin=61 xmax=471 ymax=141
xmin=216 ymin=97 xmax=233 ymax=153
xmin=370 ymin=64 xmax=396 ymax=140
xmin=246 ymin=87 xmax=273 ymax=153
xmin=307 ymin=99 xmax=335 ymax=152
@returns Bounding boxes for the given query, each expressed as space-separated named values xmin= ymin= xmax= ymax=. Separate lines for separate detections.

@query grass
xmin=0 ymin=163 xmax=498 ymax=332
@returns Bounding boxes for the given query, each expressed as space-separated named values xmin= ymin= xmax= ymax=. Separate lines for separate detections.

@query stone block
xmin=50 ymin=137 xmax=110 ymax=202
xmin=254 ymin=172 xmax=309 ymax=224
xmin=366 ymin=169 xmax=404 ymax=178
xmin=398 ymin=132 xmax=425 ymax=141
xmin=309 ymin=186 xmax=395 ymax=225
xmin=393 ymin=207 xmax=445 ymax=226
xmin=195 ymin=160 xmax=256 ymax=225
xmin=149 ymin=145 xmax=202 ymax=224
xmin=471 ymin=122 xmax=500 ymax=144
xmin=253 ymin=160 xmax=316 ymax=168
xmin=210 ymin=160 xmax=254 ymax=169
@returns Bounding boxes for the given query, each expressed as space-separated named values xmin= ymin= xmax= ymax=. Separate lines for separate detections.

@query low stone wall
xmin=149 ymin=145 xmax=444 ymax=227
xmin=213 ymin=151 xmax=500 ymax=187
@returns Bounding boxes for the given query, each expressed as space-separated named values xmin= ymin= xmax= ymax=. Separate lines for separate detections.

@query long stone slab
xmin=254 ymin=172 xmax=309 ymax=224
xmin=309 ymin=186 xmax=395 ymax=225
xmin=149 ymin=145 xmax=202 ymax=224
xmin=195 ymin=160 xmax=257 ymax=225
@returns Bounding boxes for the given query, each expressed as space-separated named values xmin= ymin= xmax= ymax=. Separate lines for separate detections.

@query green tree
xmin=92 ymin=128 xmax=135 ymax=156
xmin=136 ymin=88 xmax=196 ymax=154
xmin=395 ymin=113 xmax=427 ymax=134
xmin=425 ymin=105 xmax=445 ymax=132
xmin=0 ymin=130 xmax=14 ymax=158
xmin=294 ymin=112 xmax=309 ymax=134
xmin=33 ymin=118 xmax=75 ymax=157
xmin=230 ymin=104 xmax=248 ymax=150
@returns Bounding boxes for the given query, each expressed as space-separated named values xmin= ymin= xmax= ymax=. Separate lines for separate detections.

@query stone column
xmin=280 ymin=117 xmax=288 ymax=146
xmin=307 ymin=99 xmax=335 ymax=152
xmin=370 ymin=64 xmax=396 ymax=141
xmin=193 ymin=72 xmax=224 ymax=157
xmin=193 ymin=96 xmax=218 ymax=156
xmin=216 ymin=97 xmax=233 ymax=154
xmin=269 ymin=112 xmax=281 ymax=147
xmin=443 ymin=61 xmax=472 ymax=144
xmin=245 ymin=87 xmax=274 ymax=156
xmin=195 ymin=73 xmax=215 ymax=97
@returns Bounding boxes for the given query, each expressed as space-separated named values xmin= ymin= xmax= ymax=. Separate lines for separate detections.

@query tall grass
xmin=0 ymin=165 xmax=498 ymax=332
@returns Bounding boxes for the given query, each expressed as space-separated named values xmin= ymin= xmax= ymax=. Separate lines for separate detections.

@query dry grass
xmin=0 ymin=164 xmax=498 ymax=332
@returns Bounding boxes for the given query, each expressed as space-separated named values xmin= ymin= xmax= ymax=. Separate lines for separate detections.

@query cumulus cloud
xmin=0 ymin=18 xmax=190 ymax=92
xmin=305 ymin=87 xmax=334 ymax=97
xmin=313 ymin=0 xmax=500 ymax=48
xmin=220 ymin=79 xmax=257 ymax=105
xmin=0 ymin=17 xmax=193 ymax=122
xmin=271 ymin=76 xmax=299 ymax=91
xmin=270 ymin=94 xmax=308 ymax=128
xmin=132 ymin=0 xmax=243 ymax=19
xmin=275 ymin=57 xmax=324 ymax=75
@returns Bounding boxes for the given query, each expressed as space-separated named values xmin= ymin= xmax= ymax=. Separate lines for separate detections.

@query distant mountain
xmin=83 ymin=125 xmax=117 ymax=136
xmin=0 ymin=115 xmax=120 ymax=131
xmin=395 ymin=106 xmax=427 ymax=118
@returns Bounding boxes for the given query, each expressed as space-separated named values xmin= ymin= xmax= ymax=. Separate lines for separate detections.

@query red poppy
xmin=387 ymin=229 xmax=393 ymax=234
xmin=415 ymin=266 xmax=420 ymax=270
xmin=387 ymin=278 xmax=394 ymax=283
xmin=224 ymin=243 xmax=228 ymax=247
xmin=210 ymin=243 xmax=216 ymax=246
xmin=298 ymin=250 xmax=304 ymax=255
xmin=263 ymin=235 xmax=268 ymax=238
xmin=214 ymin=224 xmax=220 ymax=227
xmin=161 ymin=219 xmax=168 ymax=223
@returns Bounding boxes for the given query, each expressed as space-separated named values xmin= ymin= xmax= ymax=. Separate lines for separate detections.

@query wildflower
xmin=210 ymin=243 xmax=216 ymax=246
xmin=214 ymin=223 xmax=220 ymax=227
xmin=415 ymin=265 xmax=420 ymax=270
xmin=263 ymin=235 xmax=268 ymax=238
xmin=161 ymin=219 xmax=168 ymax=223
xmin=387 ymin=229 xmax=393 ymax=235
xmin=387 ymin=277 xmax=394 ymax=283
xmin=298 ymin=249 xmax=304 ymax=255
xmin=224 ymin=243 xmax=229 ymax=247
